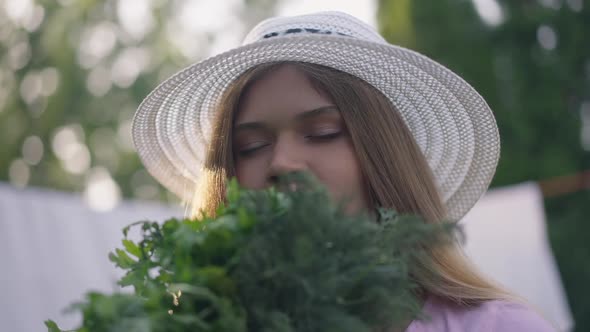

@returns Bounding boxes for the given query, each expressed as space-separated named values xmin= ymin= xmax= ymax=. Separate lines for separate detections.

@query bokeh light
xmin=19 ymin=71 xmax=43 ymax=104
xmin=22 ymin=135 xmax=44 ymax=166
xmin=86 ymin=66 xmax=112 ymax=97
xmin=566 ymin=0 xmax=583 ymax=12
xmin=8 ymin=159 xmax=30 ymax=188
xmin=537 ymin=25 xmax=558 ymax=51
xmin=77 ymin=21 xmax=118 ymax=69
xmin=116 ymin=0 xmax=155 ymax=41
xmin=110 ymin=47 xmax=150 ymax=88
xmin=52 ymin=125 xmax=91 ymax=175
xmin=83 ymin=166 xmax=121 ymax=211
xmin=3 ymin=0 xmax=45 ymax=32
xmin=8 ymin=40 xmax=31 ymax=70
xmin=472 ymin=0 xmax=504 ymax=27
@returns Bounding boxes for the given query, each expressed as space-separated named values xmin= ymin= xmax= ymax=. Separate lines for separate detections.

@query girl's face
xmin=232 ymin=65 xmax=370 ymax=215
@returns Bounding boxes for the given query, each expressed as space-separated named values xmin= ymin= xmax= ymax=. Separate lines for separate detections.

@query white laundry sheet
xmin=0 ymin=183 xmax=182 ymax=332
xmin=0 ymin=182 xmax=574 ymax=331
xmin=460 ymin=182 xmax=573 ymax=331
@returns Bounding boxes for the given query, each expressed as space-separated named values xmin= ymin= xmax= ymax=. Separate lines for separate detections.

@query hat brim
xmin=132 ymin=34 xmax=499 ymax=221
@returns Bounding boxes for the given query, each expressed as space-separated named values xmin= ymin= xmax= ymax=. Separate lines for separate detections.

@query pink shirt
xmin=406 ymin=296 xmax=556 ymax=332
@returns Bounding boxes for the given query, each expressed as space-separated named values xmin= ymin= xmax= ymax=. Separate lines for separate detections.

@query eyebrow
xmin=233 ymin=106 xmax=340 ymax=132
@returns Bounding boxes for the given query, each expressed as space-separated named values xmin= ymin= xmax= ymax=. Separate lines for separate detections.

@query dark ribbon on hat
xmin=263 ymin=28 xmax=351 ymax=39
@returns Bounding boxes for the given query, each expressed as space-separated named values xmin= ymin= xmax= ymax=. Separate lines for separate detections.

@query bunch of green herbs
xmin=46 ymin=174 xmax=455 ymax=332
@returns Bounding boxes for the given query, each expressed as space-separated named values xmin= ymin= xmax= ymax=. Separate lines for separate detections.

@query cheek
xmin=308 ymin=140 xmax=367 ymax=205
xmin=234 ymin=158 xmax=268 ymax=189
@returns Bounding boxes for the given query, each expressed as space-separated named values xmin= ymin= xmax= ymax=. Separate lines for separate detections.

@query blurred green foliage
xmin=0 ymin=0 xmax=278 ymax=203
xmin=377 ymin=0 xmax=589 ymax=330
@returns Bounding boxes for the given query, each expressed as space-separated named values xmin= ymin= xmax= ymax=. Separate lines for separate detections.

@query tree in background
xmin=377 ymin=0 xmax=589 ymax=330
xmin=0 ymin=0 xmax=277 ymax=210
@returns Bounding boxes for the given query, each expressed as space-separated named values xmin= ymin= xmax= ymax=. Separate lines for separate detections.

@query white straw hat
xmin=132 ymin=11 xmax=500 ymax=221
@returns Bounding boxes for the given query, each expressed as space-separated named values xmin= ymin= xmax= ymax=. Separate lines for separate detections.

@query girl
xmin=132 ymin=11 xmax=555 ymax=332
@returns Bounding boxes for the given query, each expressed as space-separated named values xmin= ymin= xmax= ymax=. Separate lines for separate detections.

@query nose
xmin=267 ymin=137 xmax=307 ymax=185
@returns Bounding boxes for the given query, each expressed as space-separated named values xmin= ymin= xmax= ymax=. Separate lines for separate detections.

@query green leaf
xmin=109 ymin=249 xmax=136 ymax=269
xmin=122 ymin=239 xmax=142 ymax=259
xmin=44 ymin=320 xmax=62 ymax=332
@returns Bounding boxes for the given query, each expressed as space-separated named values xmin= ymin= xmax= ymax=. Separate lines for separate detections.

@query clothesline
xmin=538 ymin=169 xmax=590 ymax=198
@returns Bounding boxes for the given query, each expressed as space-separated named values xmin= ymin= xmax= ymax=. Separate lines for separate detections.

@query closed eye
xmin=236 ymin=142 xmax=270 ymax=157
xmin=306 ymin=132 xmax=342 ymax=141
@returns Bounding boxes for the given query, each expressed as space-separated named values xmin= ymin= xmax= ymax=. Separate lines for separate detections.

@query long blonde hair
xmin=191 ymin=61 xmax=513 ymax=305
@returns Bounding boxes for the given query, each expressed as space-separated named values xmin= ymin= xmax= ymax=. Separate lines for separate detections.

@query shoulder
xmin=406 ymin=296 xmax=556 ymax=332
xmin=489 ymin=300 xmax=556 ymax=332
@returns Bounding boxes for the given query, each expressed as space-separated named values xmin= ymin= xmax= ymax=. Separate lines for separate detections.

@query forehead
xmin=234 ymin=65 xmax=335 ymax=125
